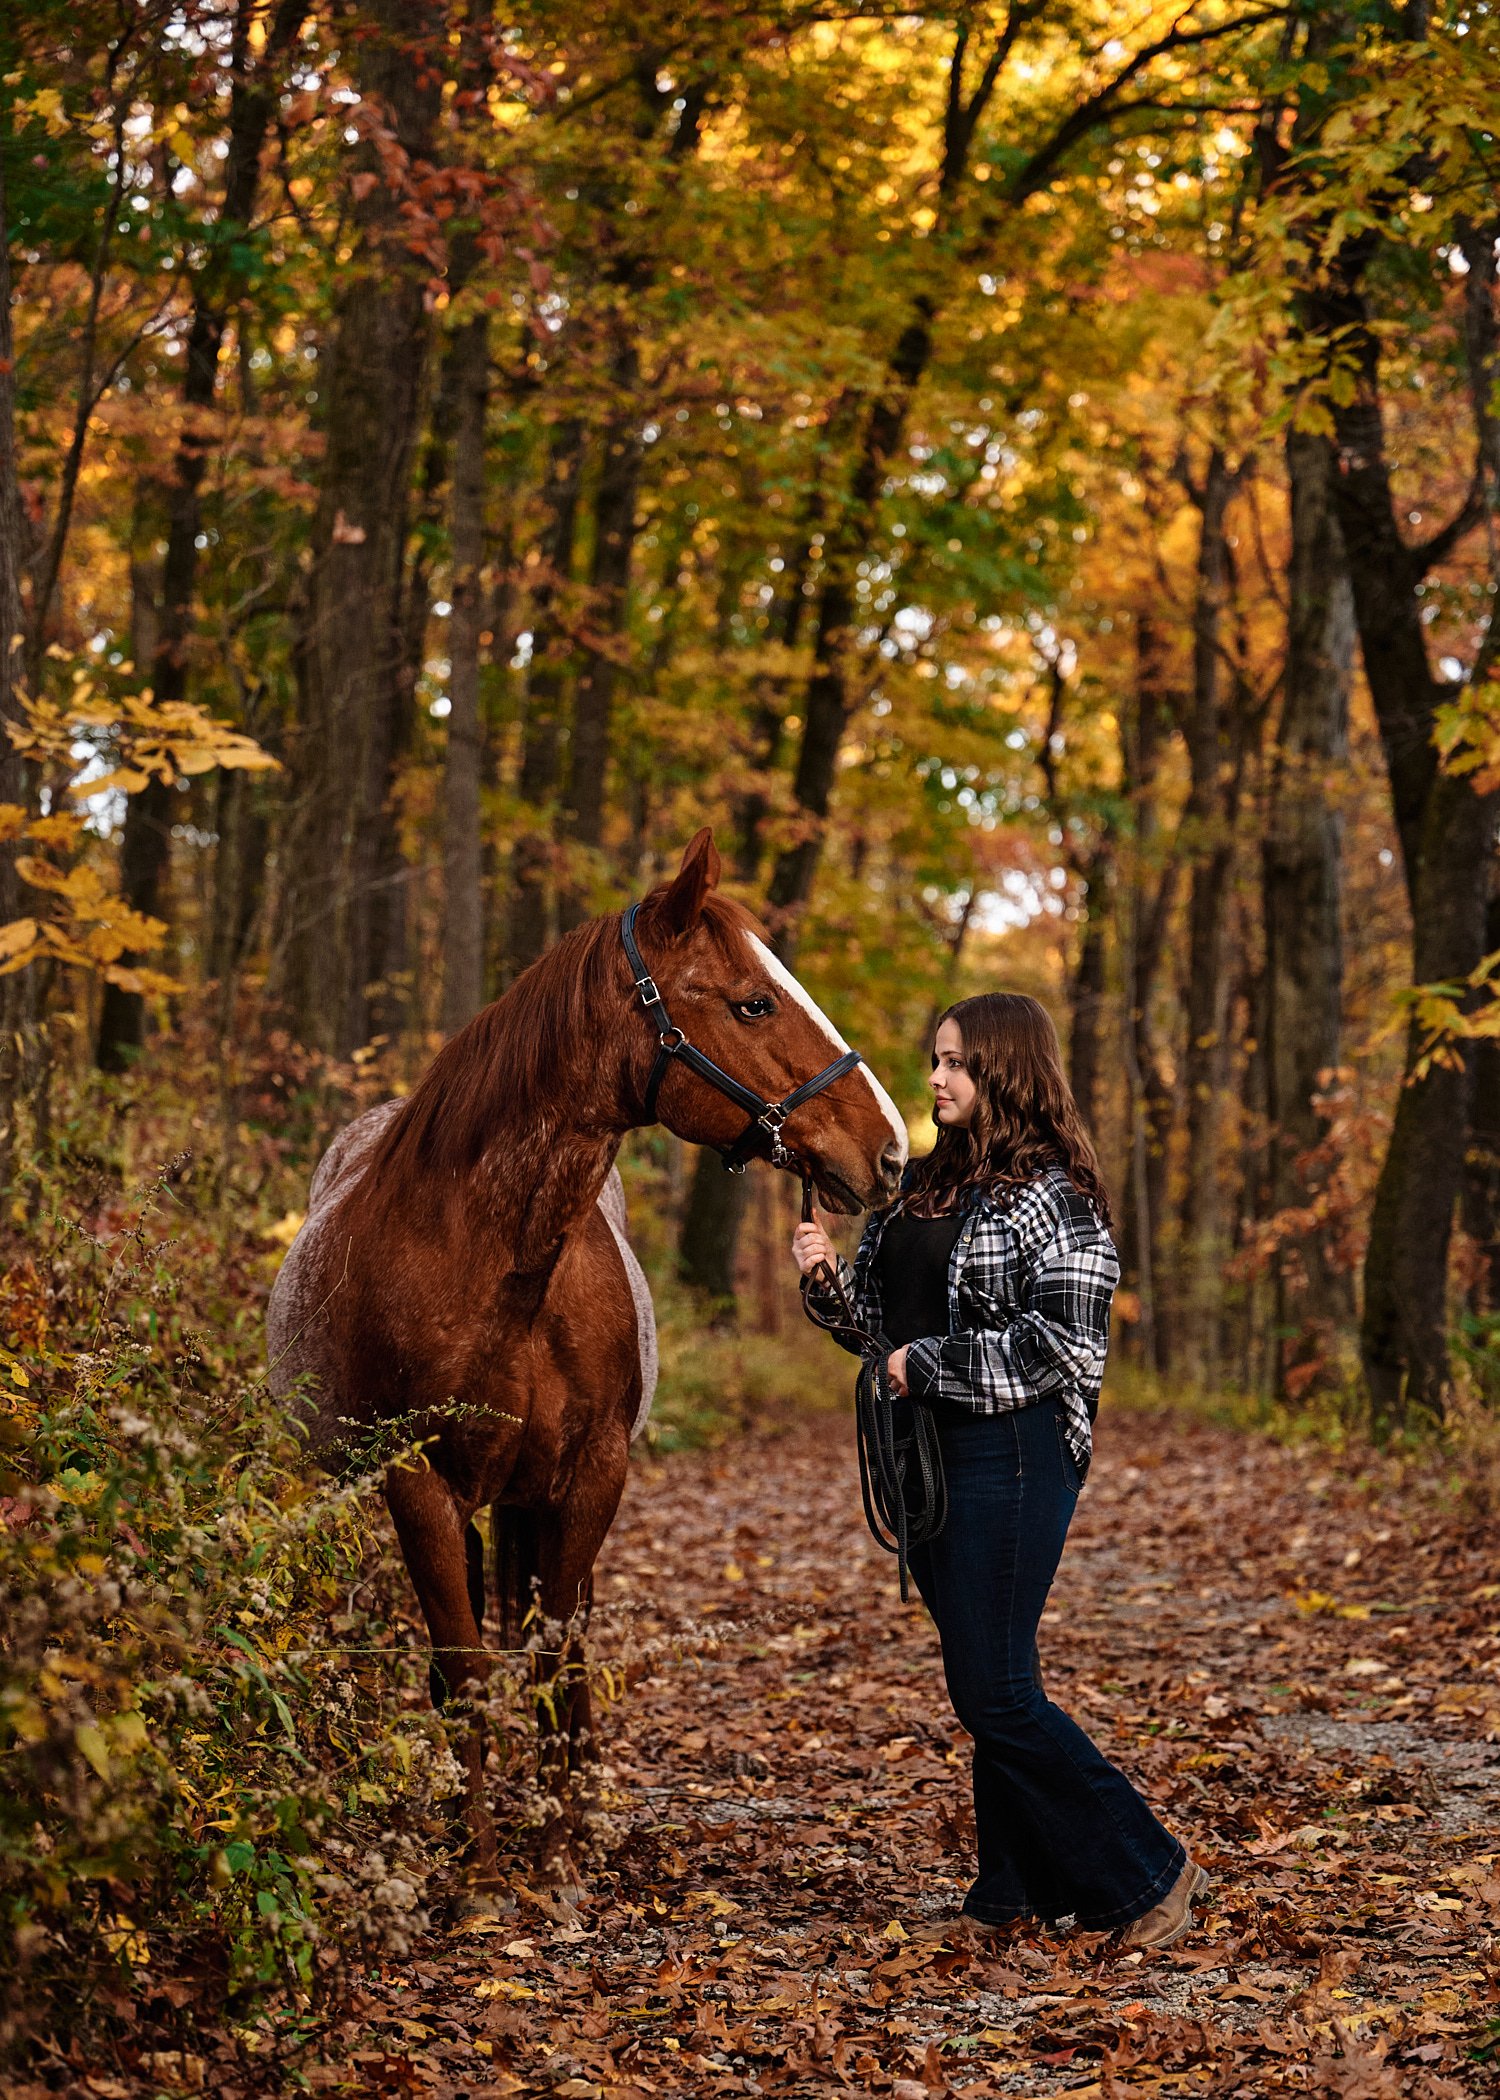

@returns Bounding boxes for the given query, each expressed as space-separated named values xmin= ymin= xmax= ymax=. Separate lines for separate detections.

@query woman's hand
xmin=792 ymin=1216 xmax=836 ymax=1278
xmin=885 ymin=1344 xmax=910 ymax=1395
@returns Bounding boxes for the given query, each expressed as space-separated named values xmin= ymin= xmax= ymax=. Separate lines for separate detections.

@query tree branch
xmin=1409 ymin=472 xmax=1486 ymax=579
xmin=1002 ymin=6 xmax=1288 ymax=209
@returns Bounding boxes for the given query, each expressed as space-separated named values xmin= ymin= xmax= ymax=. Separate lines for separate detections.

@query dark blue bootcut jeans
xmin=905 ymin=1398 xmax=1183 ymax=1929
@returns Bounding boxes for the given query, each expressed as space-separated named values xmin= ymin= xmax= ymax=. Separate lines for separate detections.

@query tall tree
xmin=96 ymin=0 xmax=311 ymax=1071
xmin=562 ymin=338 xmax=642 ymax=903
xmin=1117 ymin=614 xmax=1179 ymax=1375
xmin=1321 ymin=210 xmax=1499 ymax=1421
xmin=1172 ymin=444 xmax=1255 ymax=1384
xmin=505 ymin=420 xmax=584 ymax=980
xmin=764 ymin=7 xmax=1284 ymax=956
xmin=439 ymin=308 xmax=491 ymax=1033
xmin=688 ymin=9 xmax=1281 ymax=1310
xmin=1261 ymin=424 xmax=1356 ymax=1369
xmin=280 ymin=0 xmax=444 ymax=1054
xmin=0 ymin=132 xmax=27 ymax=1183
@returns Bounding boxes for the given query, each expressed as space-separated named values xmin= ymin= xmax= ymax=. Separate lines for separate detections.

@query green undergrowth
xmin=1102 ymin=1352 xmax=1500 ymax=1519
xmin=1100 ymin=1357 xmax=1358 ymax=1450
xmin=0 ymin=1166 xmax=485 ymax=2071
xmin=646 ymin=1278 xmax=857 ymax=1452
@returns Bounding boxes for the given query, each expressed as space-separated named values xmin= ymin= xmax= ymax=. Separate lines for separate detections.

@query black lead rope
xmin=796 ymin=1174 xmax=947 ymax=1601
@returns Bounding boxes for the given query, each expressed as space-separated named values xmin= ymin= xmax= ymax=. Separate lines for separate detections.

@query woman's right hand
xmin=792 ymin=1218 xmax=836 ymax=1278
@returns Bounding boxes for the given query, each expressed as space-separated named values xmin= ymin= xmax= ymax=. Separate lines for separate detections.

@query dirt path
xmin=320 ymin=1405 xmax=1500 ymax=2097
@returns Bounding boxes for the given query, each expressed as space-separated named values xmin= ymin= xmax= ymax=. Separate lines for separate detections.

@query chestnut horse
xmin=267 ymin=830 xmax=906 ymax=1896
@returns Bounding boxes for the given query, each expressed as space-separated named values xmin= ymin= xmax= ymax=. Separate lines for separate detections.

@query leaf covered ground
xmin=58 ymin=1401 xmax=1500 ymax=2097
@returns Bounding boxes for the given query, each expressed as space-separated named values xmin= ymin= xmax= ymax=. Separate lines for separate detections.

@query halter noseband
xmin=621 ymin=901 xmax=863 ymax=1175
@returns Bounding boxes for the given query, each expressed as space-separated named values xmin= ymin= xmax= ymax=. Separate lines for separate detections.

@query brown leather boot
xmin=1120 ymin=1858 xmax=1210 ymax=1950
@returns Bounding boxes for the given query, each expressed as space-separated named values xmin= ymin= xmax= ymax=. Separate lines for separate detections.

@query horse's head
xmin=628 ymin=830 xmax=907 ymax=1213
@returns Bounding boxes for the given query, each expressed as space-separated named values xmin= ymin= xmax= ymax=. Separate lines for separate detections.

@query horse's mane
xmin=366 ymin=888 xmax=763 ymax=1184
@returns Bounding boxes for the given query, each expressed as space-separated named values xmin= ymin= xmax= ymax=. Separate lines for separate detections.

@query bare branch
xmin=1409 ymin=473 xmax=1486 ymax=579
xmin=1002 ymin=6 xmax=1288 ymax=209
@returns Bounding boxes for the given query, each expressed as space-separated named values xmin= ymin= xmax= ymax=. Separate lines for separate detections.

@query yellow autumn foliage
xmin=0 ymin=692 xmax=276 ymax=991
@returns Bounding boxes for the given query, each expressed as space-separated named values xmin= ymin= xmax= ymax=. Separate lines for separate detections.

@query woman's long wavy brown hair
xmin=902 ymin=992 xmax=1114 ymax=1226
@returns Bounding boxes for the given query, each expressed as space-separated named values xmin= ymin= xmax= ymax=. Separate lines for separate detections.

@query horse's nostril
xmin=880 ymin=1139 xmax=904 ymax=1186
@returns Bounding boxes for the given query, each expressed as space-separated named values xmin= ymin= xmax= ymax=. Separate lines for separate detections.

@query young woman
xmin=793 ymin=992 xmax=1205 ymax=1948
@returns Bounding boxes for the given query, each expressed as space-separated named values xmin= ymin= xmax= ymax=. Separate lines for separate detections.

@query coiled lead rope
xmin=796 ymin=1175 xmax=946 ymax=1600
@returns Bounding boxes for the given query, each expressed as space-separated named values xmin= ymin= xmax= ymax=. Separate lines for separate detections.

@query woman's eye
xmin=733 ymin=996 xmax=776 ymax=1021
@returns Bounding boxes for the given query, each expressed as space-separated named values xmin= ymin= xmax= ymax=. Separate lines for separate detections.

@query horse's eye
xmin=732 ymin=996 xmax=776 ymax=1022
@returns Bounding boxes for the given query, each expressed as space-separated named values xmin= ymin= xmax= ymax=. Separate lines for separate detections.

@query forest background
xmin=3 ymin=0 xmax=1500 ymax=2084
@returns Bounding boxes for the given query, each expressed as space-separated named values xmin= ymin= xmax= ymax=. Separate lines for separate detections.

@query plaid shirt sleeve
xmin=902 ymin=1189 xmax=1119 ymax=1429
xmin=801 ymin=1215 xmax=885 ymax=1358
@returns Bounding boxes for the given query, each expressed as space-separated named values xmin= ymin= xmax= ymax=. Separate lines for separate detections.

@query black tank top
xmin=876 ymin=1207 xmax=964 ymax=1347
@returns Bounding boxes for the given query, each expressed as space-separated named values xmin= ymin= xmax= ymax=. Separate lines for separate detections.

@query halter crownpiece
xmin=621 ymin=901 xmax=863 ymax=1175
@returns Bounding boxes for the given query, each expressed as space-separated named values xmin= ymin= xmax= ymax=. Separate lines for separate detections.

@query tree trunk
xmin=677 ymin=1151 xmax=751 ymax=1310
xmin=732 ymin=463 xmax=834 ymax=887
xmin=1068 ymin=849 xmax=1110 ymax=1139
xmin=1118 ymin=615 xmax=1178 ymax=1375
xmin=0 ymin=148 xmax=25 ymax=828
xmin=1262 ymin=425 xmax=1357 ymax=1379
xmin=0 ymin=139 xmax=26 ymax=1183
xmin=562 ymin=355 xmax=643 ymax=917
xmin=505 ymin=422 xmax=584 ymax=980
xmin=682 ymin=26 xmax=1032 ymax=1301
xmin=1461 ymin=883 xmax=1500 ymax=1315
xmin=280 ymin=0 xmax=442 ymax=1054
xmin=765 ymin=307 xmax=935 ymax=958
xmin=1174 ymin=448 xmax=1253 ymax=1388
xmin=97 ymin=0 xmax=309 ymax=1070
xmin=1324 ymin=245 xmax=1500 ymax=1423
xmin=440 ymin=313 xmax=490 ymax=1033
xmin=209 ymin=759 xmax=268 ymax=993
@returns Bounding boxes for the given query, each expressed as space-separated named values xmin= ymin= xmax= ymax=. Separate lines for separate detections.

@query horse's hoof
xmin=447 ymin=1882 xmax=514 ymax=1928
xmin=525 ymin=1849 xmax=588 ymax=1921
xmin=533 ymin=1880 xmax=585 ymax=1925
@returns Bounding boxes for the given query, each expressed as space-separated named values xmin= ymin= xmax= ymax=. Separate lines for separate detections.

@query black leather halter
xmin=621 ymin=901 xmax=864 ymax=1174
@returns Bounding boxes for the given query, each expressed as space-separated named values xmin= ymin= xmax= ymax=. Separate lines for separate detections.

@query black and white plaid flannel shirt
xmin=810 ymin=1164 xmax=1119 ymax=1480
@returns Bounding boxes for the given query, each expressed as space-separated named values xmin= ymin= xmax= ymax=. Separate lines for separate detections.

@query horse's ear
xmin=656 ymin=827 xmax=720 ymax=938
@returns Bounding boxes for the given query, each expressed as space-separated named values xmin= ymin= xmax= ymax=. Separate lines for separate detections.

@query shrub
xmin=0 ymin=1171 xmax=467 ymax=2069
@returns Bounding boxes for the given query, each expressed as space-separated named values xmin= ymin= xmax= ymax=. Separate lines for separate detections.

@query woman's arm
xmin=902 ymin=1224 xmax=1119 ymax=1409
xmin=794 ymin=1212 xmax=882 ymax=1357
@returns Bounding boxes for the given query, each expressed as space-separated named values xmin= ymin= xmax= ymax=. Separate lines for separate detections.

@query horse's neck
xmin=497 ymin=1115 xmax=622 ymax=1271
xmin=360 ymin=974 xmax=640 ymax=1268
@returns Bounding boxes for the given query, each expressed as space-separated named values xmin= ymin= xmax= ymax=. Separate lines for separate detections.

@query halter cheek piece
xmin=621 ymin=901 xmax=863 ymax=1175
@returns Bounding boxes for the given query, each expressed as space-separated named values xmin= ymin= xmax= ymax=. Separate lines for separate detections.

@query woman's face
xmin=930 ymin=1018 xmax=978 ymax=1130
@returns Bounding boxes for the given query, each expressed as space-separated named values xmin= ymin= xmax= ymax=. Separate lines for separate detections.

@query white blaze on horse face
xmin=744 ymin=934 xmax=908 ymax=1162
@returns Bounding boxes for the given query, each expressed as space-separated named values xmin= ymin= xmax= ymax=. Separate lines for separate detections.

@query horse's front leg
xmin=502 ymin=1444 xmax=627 ymax=1903
xmin=385 ymin=1460 xmax=500 ymax=1901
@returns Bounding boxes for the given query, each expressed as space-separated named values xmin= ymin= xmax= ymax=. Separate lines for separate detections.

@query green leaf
xmin=76 ymin=1724 xmax=110 ymax=1778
